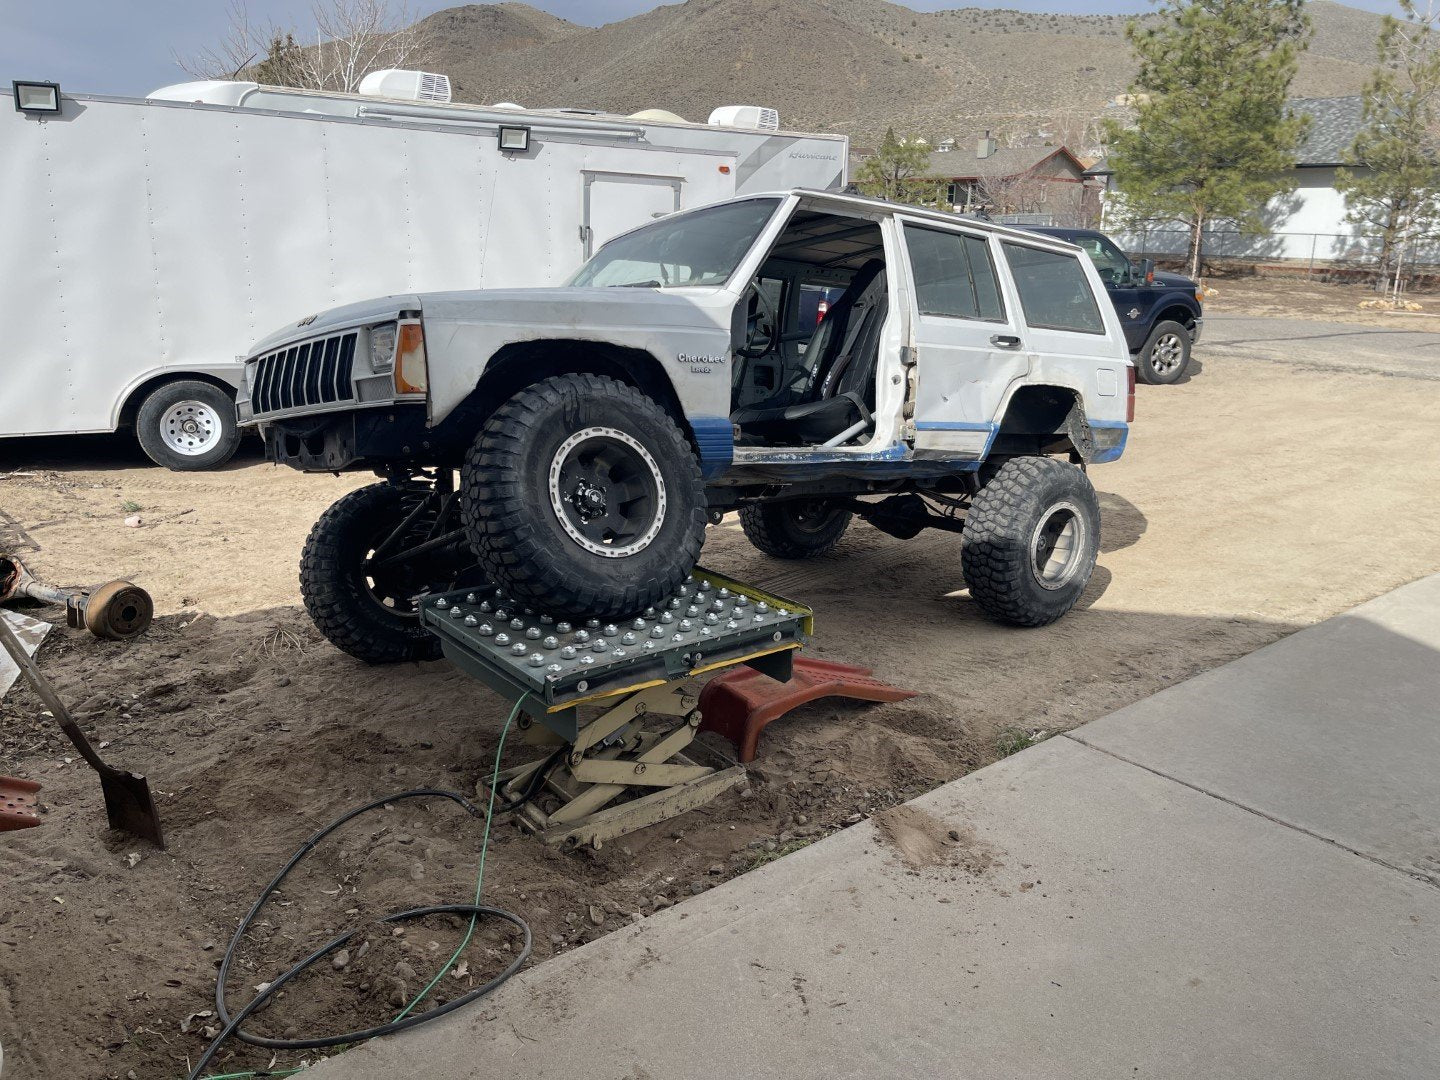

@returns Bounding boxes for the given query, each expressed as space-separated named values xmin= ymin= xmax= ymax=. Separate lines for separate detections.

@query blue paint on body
xmin=689 ymin=416 xmax=734 ymax=478
xmin=1088 ymin=419 xmax=1128 ymax=464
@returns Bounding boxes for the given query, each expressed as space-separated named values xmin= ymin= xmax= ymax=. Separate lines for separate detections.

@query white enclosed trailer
xmin=0 ymin=78 xmax=847 ymax=468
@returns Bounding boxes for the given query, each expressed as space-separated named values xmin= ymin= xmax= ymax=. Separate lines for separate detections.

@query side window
xmin=904 ymin=225 xmax=1004 ymax=322
xmin=1001 ymin=243 xmax=1106 ymax=334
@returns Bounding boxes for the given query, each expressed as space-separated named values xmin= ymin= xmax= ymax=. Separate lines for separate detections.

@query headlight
xmin=370 ymin=323 xmax=398 ymax=373
xmin=394 ymin=320 xmax=428 ymax=395
xmin=243 ymin=360 xmax=257 ymax=392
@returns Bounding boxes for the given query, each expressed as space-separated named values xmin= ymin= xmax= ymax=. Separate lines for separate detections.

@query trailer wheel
xmin=961 ymin=456 xmax=1099 ymax=627
xmin=739 ymin=500 xmax=851 ymax=559
xmin=301 ymin=482 xmax=480 ymax=665
xmin=460 ymin=374 xmax=707 ymax=619
xmin=1135 ymin=320 xmax=1192 ymax=385
xmin=135 ymin=380 xmax=241 ymax=470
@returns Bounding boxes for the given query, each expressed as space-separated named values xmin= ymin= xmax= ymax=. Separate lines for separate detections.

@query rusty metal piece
xmin=697 ymin=657 xmax=919 ymax=764
xmin=0 ymin=554 xmax=152 ymax=641
xmin=0 ymin=617 xmax=165 ymax=848
xmin=0 ymin=775 xmax=42 ymax=832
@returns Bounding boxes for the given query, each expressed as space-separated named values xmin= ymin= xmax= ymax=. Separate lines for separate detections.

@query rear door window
xmin=1001 ymin=242 xmax=1105 ymax=334
xmin=904 ymin=225 xmax=1005 ymax=322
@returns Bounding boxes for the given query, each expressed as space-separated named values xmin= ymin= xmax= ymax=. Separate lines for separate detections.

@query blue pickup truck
xmin=1020 ymin=227 xmax=1203 ymax=385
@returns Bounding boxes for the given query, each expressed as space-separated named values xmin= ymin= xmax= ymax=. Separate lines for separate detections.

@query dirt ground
xmin=1200 ymin=266 xmax=1440 ymax=328
xmin=3 ymin=339 xmax=1440 ymax=1079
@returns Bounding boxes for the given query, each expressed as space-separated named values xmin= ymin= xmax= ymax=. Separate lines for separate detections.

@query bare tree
xmin=179 ymin=0 xmax=436 ymax=93
xmin=299 ymin=0 xmax=436 ymax=94
xmin=975 ymin=168 xmax=1053 ymax=218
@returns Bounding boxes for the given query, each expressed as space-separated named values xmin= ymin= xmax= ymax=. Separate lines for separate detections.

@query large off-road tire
xmin=301 ymin=483 xmax=467 ymax=664
xmin=739 ymin=500 xmax=851 ymax=559
xmin=1135 ymin=319 xmax=1192 ymax=385
xmin=460 ymin=374 xmax=707 ymax=619
xmin=135 ymin=380 xmax=241 ymax=470
xmin=961 ymin=456 xmax=1100 ymax=627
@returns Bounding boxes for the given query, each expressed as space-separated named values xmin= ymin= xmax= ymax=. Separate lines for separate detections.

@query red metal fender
xmin=0 ymin=776 xmax=41 ymax=832
xmin=698 ymin=657 xmax=918 ymax=763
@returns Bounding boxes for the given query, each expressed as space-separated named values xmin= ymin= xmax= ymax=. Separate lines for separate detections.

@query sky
xmin=0 ymin=0 xmax=1414 ymax=98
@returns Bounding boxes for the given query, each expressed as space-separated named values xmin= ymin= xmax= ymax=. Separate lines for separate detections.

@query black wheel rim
xmin=787 ymin=500 xmax=842 ymax=534
xmin=548 ymin=426 xmax=667 ymax=558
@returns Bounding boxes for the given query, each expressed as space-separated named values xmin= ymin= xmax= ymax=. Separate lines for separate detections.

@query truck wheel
xmin=740 ymin=500 xmax=851 ymax=558
xmin=461 ymin=374 xmax=707 ymax=619
xmin=961 ymin=456 xmax=1099 ymax=627
xmin=300 ymin=483 xmax=459 ymax=664
xmin=1136 ymin=320 xmax=1192 ymax=385
xmin=135 ymin=380 xmax=242 ymax=470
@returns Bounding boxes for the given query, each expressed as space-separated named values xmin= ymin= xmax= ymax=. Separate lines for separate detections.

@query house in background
xmin=849 ymin=132 xmax=1100 ymax=226
xmin=930 ymin=133 xmax=1098 ymax=226
xmin=1093 ymin=96 xmax=1396 ymax=265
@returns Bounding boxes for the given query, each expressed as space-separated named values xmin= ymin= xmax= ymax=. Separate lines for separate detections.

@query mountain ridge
xmin=415 ymin=0 xmax=1384 ymax=150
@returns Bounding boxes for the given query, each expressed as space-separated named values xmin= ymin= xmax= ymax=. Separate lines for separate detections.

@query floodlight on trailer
xmin=498 ymin=125 xmax=531 ymax=153
xmin=13 ymin=81 xmax=60 ymax=115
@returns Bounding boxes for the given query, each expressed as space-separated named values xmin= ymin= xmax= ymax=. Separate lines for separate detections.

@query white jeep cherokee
xmin=239 ymin=190 xmax=1134 ymax=663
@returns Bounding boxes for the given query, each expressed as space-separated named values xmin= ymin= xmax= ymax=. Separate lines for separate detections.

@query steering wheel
xmin=738 ymin=281 xmax=780 ymax=359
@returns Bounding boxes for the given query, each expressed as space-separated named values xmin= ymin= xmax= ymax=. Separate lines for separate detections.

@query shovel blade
xmin=99 ymin=772 xmax=166 ymax=850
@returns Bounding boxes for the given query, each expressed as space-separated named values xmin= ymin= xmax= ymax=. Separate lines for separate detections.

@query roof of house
xmin=925 ymin=145 xmax=1083 ymax=179
xmin=1290 ymin=95 xmax=1364 ymax=166
xmin=1086 ymin=96 xmax=1366 ymax=176
xmin=848 ymin=144 xmax=1085 ymax=182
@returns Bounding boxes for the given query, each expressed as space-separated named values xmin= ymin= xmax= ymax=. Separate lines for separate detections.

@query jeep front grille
xmin=251 ymin=332 xmax=358 ymax=414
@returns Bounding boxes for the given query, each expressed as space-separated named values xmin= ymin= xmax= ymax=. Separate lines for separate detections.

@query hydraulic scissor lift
xmin=421 ymin=567 xmax=812 ymax=849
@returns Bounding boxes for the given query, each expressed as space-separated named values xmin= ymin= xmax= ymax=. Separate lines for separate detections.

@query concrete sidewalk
xmin=313 ymin=575 xmax=1440 ymax=1080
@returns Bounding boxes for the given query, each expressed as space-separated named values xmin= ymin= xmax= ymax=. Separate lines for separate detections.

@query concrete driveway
xmin=1201 ymin=314 xmax=1440 ymax=380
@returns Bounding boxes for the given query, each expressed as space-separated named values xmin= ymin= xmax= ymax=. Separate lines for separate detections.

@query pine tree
xmin=1337 ymin=0 xmax=1440 ymax=294
xmin=1104 ymin=0 xmax=1312 ymax=278
xmin=856 ymin=128 xmax=937 ymax=206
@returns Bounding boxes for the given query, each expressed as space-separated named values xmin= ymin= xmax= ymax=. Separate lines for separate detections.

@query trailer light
xmin=369 ymin=323 xmax=398 ymax=373
xmin=13 ymin=81 xmax=61 ymax=115
xmin=498 ymin=125 xmax=530 ymax=152
xmin=394 ymin=321 xmax=428 ymax=395
xmin=1126 ymin=365 xmax=1136 ymax=423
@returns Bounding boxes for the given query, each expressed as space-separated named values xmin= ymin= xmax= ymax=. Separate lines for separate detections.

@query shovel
xmin=0 ymin=616 xmax=165 ymax=848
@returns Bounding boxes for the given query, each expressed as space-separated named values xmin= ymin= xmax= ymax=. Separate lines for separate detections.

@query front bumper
xmin=260 ymin=405 xmax=433 ymax=472
xmin=1190 ymin=317 xmax=1203 ymax=345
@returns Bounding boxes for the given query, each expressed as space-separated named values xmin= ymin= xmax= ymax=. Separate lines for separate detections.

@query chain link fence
xmin=1108 ymin=227 xmax=1440 ymax=274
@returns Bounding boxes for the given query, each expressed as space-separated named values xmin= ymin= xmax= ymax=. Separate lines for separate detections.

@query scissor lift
xmin=421 ymin=568 xmax=812 ymax=849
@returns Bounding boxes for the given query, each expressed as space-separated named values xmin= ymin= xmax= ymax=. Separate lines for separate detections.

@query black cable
xmin=188 ymin=789 xmax=532 ymax=1079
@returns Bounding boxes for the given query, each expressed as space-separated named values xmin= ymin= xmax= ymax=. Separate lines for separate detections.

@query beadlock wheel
xmin=548 ymin=426 xmax=667 ymax=558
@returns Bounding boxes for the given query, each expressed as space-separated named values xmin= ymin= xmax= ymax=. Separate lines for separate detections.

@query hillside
xmin=415 ymin=0 xmax=1383 ymax=150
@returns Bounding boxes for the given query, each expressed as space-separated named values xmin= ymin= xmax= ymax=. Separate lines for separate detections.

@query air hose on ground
xmin=185 ymin=697 xmax=533 ymax=1080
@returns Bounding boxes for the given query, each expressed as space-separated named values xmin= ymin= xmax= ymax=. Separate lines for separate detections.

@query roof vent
xmin=357 ymin=69 xmax=452 ymax=102
xmin=708 ymin=105 xmax=780 ymax=131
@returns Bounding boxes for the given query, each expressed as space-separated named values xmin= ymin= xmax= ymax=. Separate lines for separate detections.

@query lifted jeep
xmin=239 ymin=190 xmax=1134 ymax=663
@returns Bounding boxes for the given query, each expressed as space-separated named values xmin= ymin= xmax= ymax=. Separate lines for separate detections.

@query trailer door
xmin=581 ymin=172 xmax=682 ymax=259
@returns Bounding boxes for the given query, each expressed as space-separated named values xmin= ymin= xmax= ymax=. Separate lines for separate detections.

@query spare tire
xmin=460 ymin=373 xmax=707 ymax=619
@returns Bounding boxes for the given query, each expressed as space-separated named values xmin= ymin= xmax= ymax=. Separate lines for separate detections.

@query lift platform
xmin=421 ymin=567 xmax=812 ymax=849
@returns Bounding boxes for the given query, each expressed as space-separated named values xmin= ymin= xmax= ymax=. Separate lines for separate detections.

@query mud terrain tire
xmin=460 ymin=374 xmax=707 ymax=619
xmin=961 ymin=456 xmax=1099 ymax=627
xmin=739 ymin=500 xmax=851 ymax=559
xmin=301 ymin=483 xmax=453 ymax=664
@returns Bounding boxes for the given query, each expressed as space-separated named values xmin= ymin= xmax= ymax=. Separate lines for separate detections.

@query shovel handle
xmin=0 ymin=616 xmax=112 ymax=776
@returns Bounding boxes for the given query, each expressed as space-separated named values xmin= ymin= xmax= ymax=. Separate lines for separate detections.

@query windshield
xmin=569 ymin=197 xmax=782 ymax=288
xmin=1069 ymin=234 xmax=1132 ymax=285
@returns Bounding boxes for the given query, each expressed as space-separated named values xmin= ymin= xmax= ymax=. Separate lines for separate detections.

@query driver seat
xmin=731 ymin=260 xmax=887 ymax=445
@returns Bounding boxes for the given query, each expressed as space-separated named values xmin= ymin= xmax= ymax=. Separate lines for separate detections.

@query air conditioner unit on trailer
xmin=357 ymin=69 xmax=452 ymax=103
